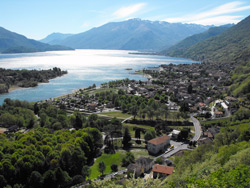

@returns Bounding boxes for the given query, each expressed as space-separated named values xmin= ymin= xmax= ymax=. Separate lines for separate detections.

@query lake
xmin=0 ymin=49 xmax=198 ymax=104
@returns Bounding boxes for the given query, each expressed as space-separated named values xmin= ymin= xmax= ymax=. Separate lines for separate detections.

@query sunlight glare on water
xmin=0 ymin=49 xmax=198 ymax=104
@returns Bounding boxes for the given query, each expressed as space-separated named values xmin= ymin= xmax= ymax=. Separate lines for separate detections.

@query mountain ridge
xmin=0 ymin=27 xmax=73 ymax=53
xmin=162 ymin=24 xmax=233 ymax=57
xmin=41 ymin=19 xmax=210 ymax=51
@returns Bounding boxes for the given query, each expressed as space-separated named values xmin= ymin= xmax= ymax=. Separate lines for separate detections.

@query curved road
xmin=190 ymin=115 xmax=202 ymax=141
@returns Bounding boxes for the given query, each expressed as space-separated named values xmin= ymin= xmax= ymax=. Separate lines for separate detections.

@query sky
xmin=0 ymin=0 xmax=250 ymax=40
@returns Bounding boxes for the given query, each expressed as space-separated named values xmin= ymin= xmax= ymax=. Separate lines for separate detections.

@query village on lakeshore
xmin=22 ymin=60 xmax=237 ymax=183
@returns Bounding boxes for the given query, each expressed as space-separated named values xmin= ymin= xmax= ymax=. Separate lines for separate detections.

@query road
xmin=156 ymin=115 xmax=202 ymax=159
xmin=121 ymin=116 xmax=133 ymax=123
xmin=190 ymin=115 xmax=202 ymax=141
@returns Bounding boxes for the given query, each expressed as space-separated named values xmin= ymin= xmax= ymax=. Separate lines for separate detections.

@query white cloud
xmin=189 ymin=15 xmax=242 ymax=25
xmin=81 ymin=22 xmax=90 ymax=29
xmin=113 ymin=3 xmax=146 ymax=19
xmin=163 ymin=1 xmax=250 ymax=25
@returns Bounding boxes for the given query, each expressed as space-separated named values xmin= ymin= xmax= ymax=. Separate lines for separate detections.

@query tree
xmin=34 ymin=103 xmax=39 ymax=114
xmin=178 ymin=128 xmax=190 ymax=141
xmin=122 ymin=127 xmax=131 ymax=148
xmin=74 ymin=113 xmax=83 ymax=129
xmin=187 ymin=84 xmax=193 ymax=94
xmin=111 ymin=164 xmax=118 ymax=172
xmin=81 ymin=166 xmax=90 ymax=180
xmin=135 ymin=129 xmax=141 ymax=140
xmin=28 ymin=171 xmax=43 ymax=188
xmin=88 ymin=114 xmax=98 ymax=122
xmin=144 ymin=130 xmax=156 ymax=141
xmin=98 ymin=161 xmax=106 ymax=176
xmin=71 ymin=175 xmax=84 ymax=186
xmin=180 ymin=102 xmax=189 ymax=112
xmin=121 ymin=152 xmax=135 ymax=167
xmin=43 ymin=170 xmax=56 ymax=188
xmin=155 ymin=157 xmax=163 ymax=164
xmin=0 ymin=175 xmax=7 ymax=188
xmin=131 ymin=105 xmax=138 ymax=119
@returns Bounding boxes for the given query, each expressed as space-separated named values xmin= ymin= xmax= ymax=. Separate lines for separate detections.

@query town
xmin=36 ymin=60 xmax=238 ymax=184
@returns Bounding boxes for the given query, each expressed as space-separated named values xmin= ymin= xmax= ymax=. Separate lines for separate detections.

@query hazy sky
xmin=1 ymin=0 xmax=250 ymax=40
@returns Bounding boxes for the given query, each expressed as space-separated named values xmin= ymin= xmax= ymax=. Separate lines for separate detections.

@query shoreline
xmin=8 ymin=85 xmax=22 ymax=92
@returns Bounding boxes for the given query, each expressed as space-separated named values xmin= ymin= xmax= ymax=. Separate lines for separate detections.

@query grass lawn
xmin=123 ymin=123 xmax=155 ymax=138
xmin=113 ymin=138 xmax=146 ymax=148
xmin=135 ymin=112 xmax=189 ymax=121
xmin=115 ymin=149 xmax=153 ymax=159
xmin=84 ymin=88 xmax=118 ymax=95
xmin=89 ymin=151 xmax=126 ymax=180
xmin=169 ymin=126 xmax=195 ymax=132
xmin=100 ymin=111 xmax=132 ymax=119
xmin=201 ymin=117 xmax=230 ymax=127
xmin=89 ymin=148 xmax=152 ymax=180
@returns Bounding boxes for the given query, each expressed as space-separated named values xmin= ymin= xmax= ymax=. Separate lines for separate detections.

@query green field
xmin=84 ymin=88 xmax=118 ymax=95
xmin=89 ymin=149 xmax=152 ymax=180
xmin=123 ymin=123 xmax=155 ymax=138
xmin=89 ymin=151 xmax=126 ymax=180
xmin=201 ymin=117 xmax=230 ymax=127
xmin=99 ymin=111 xmax=132 ymax=119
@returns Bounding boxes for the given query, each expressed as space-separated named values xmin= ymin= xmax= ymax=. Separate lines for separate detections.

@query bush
xmin=111 ymin=164 xmax=118 ymax=172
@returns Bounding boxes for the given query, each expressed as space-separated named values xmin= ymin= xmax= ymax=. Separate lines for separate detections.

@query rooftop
xmin=148 ymin=135 xmax=170 ymax=145
xmin=152 ymin=164 xmax=174 ymax=175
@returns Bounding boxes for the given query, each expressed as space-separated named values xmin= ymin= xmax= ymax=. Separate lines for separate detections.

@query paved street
xmin=190 ymin=115 xmax=202 ymax=141
xmin=156 ymin=115 xmax=202 ymax=159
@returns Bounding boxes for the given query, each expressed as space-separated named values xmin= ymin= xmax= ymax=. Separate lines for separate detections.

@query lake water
xmin=0 ymin=49 xmax=198 ymax=104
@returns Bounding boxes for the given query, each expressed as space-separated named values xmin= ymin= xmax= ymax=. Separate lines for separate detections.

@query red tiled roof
xmin=148 ymin=135 xmax=170 ymax=145
xmin=152 ymin=164 xmax=174 ymax=175
xmin=199 ymin=102 xmax=205 ymax=107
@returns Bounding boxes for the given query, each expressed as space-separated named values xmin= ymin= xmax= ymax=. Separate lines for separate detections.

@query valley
xmin=0 ymin=2 xmax=250 ymax=187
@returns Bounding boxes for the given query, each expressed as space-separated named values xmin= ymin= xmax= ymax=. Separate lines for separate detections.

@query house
xmin=197 ymin=137 xmax=213 ymax=145
xmin=152 ymin=164 xmax=174 ymax=178
xmin=88 ymin=103 xmax=97 ymax=111
xmin=214 ymin=111 xmax=223 ymax=118
xmin=127 ymin=157 xmax=154 ymax=177
xmin=169 ymin=130 xmax=180 ymax=140
xmin=135 ymin=157 xmax=154 ymax=173
xmin=206 ymin=127 xmax=220 ymax=138
xmin=147 ymin=135 xmax=170 ymax=155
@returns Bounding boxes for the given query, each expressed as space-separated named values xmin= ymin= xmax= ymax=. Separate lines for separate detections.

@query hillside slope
xmin=0 ymin=27 xmax=73 ymax=53
xmin=162 ymin=15 xmax=250 ymax=64
xmin=162 ymin=25 xmax=232 ymax=57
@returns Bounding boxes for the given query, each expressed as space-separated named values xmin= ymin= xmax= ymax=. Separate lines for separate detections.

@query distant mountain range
xmin=0 ymin=27 xmax=73 ymax=53
xmin=162 ymin=24 xmax=233 ymax=57
xmin=162 ymin=15 xmax=250 ymax=64
xmin=41 ymin=19 xmax=210 ymax=51
xmin=40 ymin=33 xmax=74 ymax=44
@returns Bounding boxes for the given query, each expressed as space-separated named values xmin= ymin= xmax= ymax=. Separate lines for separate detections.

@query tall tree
xmin=98 ymin=161 xmax=106 ymax=176
xmin=122 ymin=127 xmax=131 ymax=148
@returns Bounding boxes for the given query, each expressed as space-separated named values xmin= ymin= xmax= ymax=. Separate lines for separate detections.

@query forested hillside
xmin=0 ymin=99 xmax=103 ymax=188
xmin=162 ymin=15 xmax=250 ymax=65
xmin=162 ymin=25 xmax=232 ymax=57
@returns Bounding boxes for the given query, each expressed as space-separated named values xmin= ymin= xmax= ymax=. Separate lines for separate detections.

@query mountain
xmin=162 ymin=15 xmax=250 ymax=64
xmin=39 ymin=32 xmax=73 ymax=44
xmin=47 ymin=19 xmax=209 ymax=51
xmin=0 ymin=27 xmax=73 ymax=53
xmin=162 ymin=24 xmax=233 ymax=57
